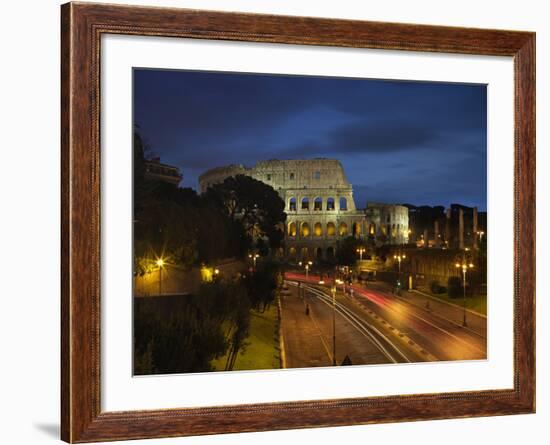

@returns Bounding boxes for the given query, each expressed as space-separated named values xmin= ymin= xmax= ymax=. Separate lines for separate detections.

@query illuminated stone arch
xmin=300 ymin=247 xmax=309 ymax=260
xmin=301 ymin=197 xmax=309 ymax=210
xmin=314 ymin=222 xmax=323 ymax=237
xmin=352 ymin=222 xmax=361 ymax=236
xmin=300 ymin=222 xmax=310 ymax=237
xmin=339 ymin=222 xmax=348 ymax=236
xmin=288 ymin=221 xmax=297 ymax=237
xmin=288 ymin=247 xmax=297 ymax=259
xmin=369 ymin=223 xmax=376 ymax=235
xmin=326 ymin=197 xmax=335 ymax=211
xmin=327 ymin=222 xmax=336 ymax=237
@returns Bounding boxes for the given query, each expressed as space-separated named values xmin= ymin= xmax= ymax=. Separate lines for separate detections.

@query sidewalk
xmin=362 ymin=281 xmax=487 ymax=338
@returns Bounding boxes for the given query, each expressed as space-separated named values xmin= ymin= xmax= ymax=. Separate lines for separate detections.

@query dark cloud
xmin=134 ymin=69 xmax=487 ymax=210
xmin=284 ymin=120 xmax=440 ymax=157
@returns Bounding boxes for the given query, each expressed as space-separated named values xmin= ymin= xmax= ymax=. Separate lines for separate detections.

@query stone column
xmin=473 ymin=206 xmax=479 ymax=249
xmin=434 ymin=220 xmax=440 ymax=248
xmin=445 ymin=208 xmax=451 ymax=248
xmin=459 ymin=208 xmax=464 ymax=250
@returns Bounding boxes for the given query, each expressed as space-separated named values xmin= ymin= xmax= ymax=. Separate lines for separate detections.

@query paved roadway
xmin=282 ymin=272 xmax=487 ymax=367
xmin=280 ymin=283 xmax=407 ymax=368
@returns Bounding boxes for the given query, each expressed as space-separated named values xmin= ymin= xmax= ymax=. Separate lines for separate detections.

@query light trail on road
xmin=285 ymin=272 xmax=487 ymax=361
xmin=286 ymin=281 xmax=411 ymax=364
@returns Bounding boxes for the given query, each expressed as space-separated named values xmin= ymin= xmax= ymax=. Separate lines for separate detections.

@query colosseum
xmin=199 ymin=159 xmax=409 ymax=261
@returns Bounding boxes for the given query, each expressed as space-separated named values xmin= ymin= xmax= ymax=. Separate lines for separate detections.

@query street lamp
xmin=156 ymin=258 xmax=165 ymax=296
xmin=248 ymin=253 xmax=259 ymax=270
xmin=356 ymin=247 xmax=366 ymax=261
xmin=393 ymin=253 xmax=406 ymax=293
xmin=455 ymin=259 xmax=474 ymax=327
xmin=476 ymin=230 xmax=485 ymax=244
xmin=331 ymin=284 xmax=337 ymax=366
xmin=299 ymin=260 xmax=313 ymax=280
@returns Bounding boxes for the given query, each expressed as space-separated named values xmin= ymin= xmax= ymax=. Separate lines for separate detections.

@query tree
xmin=336 ymin=236 xmax=361 ymax=266
xmin=245 ymin=259 xmax=282 ymax=312
xmin=133 ymin=127 xmax=248 ymax=267
xmin=447 ymin=276 xmax=462 ymax=298
xmin=204 ymin=175 xmax=286 ymax=251
xmin=133 ymin=293 xmax=229 ymax=374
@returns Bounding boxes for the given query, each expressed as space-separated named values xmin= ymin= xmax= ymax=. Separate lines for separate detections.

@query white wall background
xmin=0 ymin=1 xmax=546 ymax=444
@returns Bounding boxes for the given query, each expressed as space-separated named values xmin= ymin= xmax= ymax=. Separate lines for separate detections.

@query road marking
xmin=306 ymin=286 xmax=407 ymax=363
xmin=290 ymin=282 xmax=411 ymax=364
xmin=292 ymin=281 xmax=443 ymax=363
xmin=307 ymin=304 xmax=335 ymax=364
xmin=390 ymin=300 xmax=487 ymax=356
xmin=356 ymin=287 xmax=486 ymax=356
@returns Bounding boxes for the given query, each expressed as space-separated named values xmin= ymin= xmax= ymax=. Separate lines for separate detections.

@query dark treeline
xmin=134 ymin=129 xmax=285 ymax=273
xmin=133 ymin=128 xmax=286 ymax=374
xmin=134 ymin=261 xmax=283 ymax=374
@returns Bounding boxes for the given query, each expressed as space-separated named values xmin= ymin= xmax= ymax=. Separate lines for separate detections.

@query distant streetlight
xmin=331 ymin=284 xmax=337 ymax=366
xmin=156 ymin=258 xmax=165 ymax=296
xmin=248 ymin=253 xmax=260 ymax=270
xmin=393 ymin=253 xmax=406 ymax=293
xmin=455 ymin=258 xmax=474 ymax=326
xmin=356 ymin=247 xmax=366 ymax=261
xmin=299 ymin=260 xmax=313 ymax=280
xmin=476 ymin=230 xmax=485 ymax=244
xmin=335 ymin=278 xmax=345 ymax=295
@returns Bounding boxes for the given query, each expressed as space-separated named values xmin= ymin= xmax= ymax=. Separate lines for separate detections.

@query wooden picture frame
xmin=61 ymin=2 xmax=535 ymax=442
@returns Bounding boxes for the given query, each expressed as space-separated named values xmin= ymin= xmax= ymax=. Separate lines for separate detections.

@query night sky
xmin=134 ymin=69 xmax=487 ymax=211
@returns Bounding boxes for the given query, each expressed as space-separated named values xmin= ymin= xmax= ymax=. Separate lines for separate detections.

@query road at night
xmin=283 ymin=272 xmax=487 ymax=367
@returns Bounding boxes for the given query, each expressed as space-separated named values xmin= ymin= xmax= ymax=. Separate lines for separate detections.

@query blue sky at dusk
xmin=134 ymin=69 xmax=487 ymax=210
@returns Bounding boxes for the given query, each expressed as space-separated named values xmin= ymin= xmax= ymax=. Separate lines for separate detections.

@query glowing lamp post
xmin=156 ymin=258 xmax=165 ymax=296
xmin=455 ymin=260 xmax=474 ymax=327
xmin=476 ymin=230 xmax=485 ymax=244
xmin=249 ymin=253 xmax=259 ymax=271
xmin=356 ymin=247 xmax=366 ymax=261
xmin=331 ymin=284 xmax=337 ymax=366
xmin=393 ymin=253 xmax=406 ymax=293
xmin=299 ymin=260 xmax=313 ymax=280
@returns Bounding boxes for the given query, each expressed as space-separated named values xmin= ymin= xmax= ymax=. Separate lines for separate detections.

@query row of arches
xmin=288 ymin=196 xmax=348 ymax=212
xmin=288 ymin=221 xmax=362 ymax=238
xmin=380 ymin=223 xmax=407 ymax=238
xmin=288 ymin=246 xmax=335 ymax=260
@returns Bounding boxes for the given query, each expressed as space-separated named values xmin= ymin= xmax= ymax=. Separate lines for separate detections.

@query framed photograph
xmin=61 ymin=2 xmax=535 ymax=442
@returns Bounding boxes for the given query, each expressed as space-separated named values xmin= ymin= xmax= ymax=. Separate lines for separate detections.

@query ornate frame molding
xmin=61 ymin=2 xmax=535 ymax=442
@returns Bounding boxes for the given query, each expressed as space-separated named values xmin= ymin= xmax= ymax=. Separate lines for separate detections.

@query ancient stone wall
xmin=198 ymin=159 xmax=409 ymax=260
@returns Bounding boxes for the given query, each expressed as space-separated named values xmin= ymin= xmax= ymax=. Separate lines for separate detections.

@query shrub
xmin=430 ymin=280 xmax=446 ymax=294
xmin=447 ymin=276 xmax=462 ymax=298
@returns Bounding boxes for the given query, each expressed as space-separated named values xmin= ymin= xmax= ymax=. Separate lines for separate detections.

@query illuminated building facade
xmin=199 ymin=159 xmax=409 ymax=260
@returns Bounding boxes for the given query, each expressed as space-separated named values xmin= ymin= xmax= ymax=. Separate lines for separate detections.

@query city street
xmin=282 ymin=272 xmax=487 ymax=368
xmin=280 ymin=282 xmax=406 ymax=368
